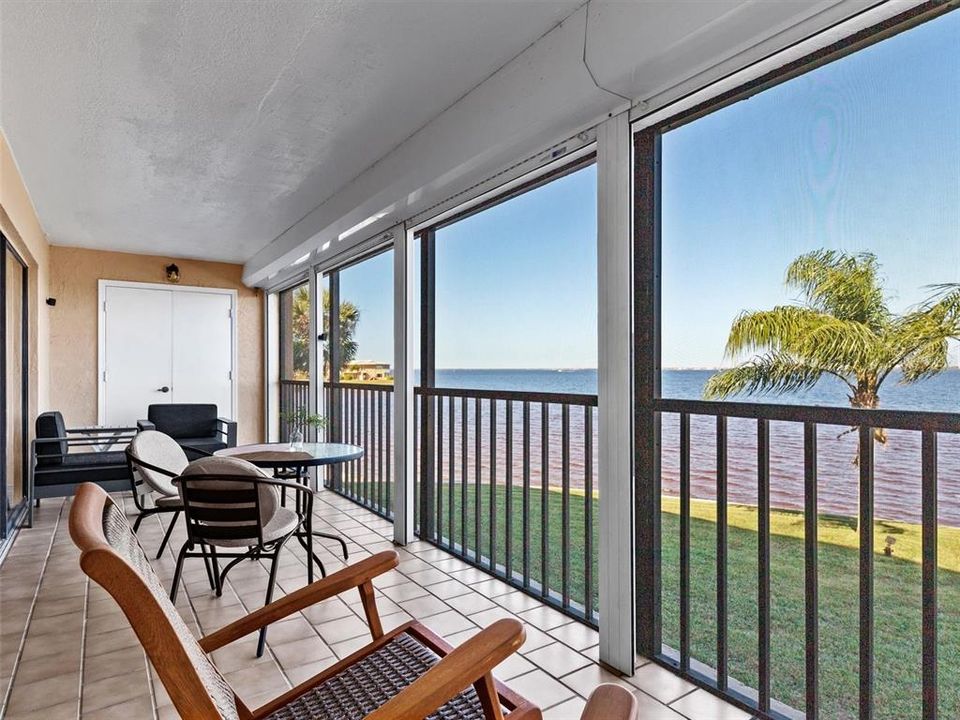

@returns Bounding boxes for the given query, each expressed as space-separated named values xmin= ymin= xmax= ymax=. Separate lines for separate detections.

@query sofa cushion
xmin=177 ymin=437 xmax=227 ymax=452
xmin=35 ymin=412 xmax=68 ymax=467
xmin=148 ymin=404 xmax=219 ymax=440
xmin=34 ymin=451 xmax=130 ymax=486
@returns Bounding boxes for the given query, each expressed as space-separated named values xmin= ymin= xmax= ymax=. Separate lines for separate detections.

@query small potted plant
xmin=279 ymin=407 xmax=326 ymax=450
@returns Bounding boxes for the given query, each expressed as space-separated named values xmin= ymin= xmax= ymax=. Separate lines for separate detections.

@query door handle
xmin=157 ymin=386 xmax=170 ymax=393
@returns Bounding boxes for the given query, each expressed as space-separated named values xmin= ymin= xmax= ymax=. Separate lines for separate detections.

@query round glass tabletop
xmin=215 ymin=442 xmax=364 ymax=468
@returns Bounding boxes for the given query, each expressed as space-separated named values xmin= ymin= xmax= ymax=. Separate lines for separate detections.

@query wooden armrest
xmin=198 ymin=550 xmax=398 ymax=652
xmin=580 ymin=684 xmax=637 ymax=720
xmin=364 ymin=619 xmax=525 ymax=720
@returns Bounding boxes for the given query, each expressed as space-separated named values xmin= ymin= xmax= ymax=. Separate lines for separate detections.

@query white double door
xmin=99 ymin=282 xmax=236 ymax=427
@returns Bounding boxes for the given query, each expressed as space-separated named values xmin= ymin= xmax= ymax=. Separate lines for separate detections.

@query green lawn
xmin=407 ymin=483 xmax=960 ymax=719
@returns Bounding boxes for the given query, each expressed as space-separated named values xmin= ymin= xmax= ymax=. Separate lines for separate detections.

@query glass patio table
xmin=214 ymin=442 xmax=364 ymax=578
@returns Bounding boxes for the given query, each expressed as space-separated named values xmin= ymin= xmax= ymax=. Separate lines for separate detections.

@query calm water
xmin=434 ymin=367 xmax=960 ymax=412
xmin=423 ymin=368 xmax=960 ymax=526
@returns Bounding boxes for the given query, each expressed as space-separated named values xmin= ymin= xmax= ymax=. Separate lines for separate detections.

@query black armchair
xmin=31 ymin=411 xmax=136 ymax=520
xmin=137 ymin=404 xmax=237 ymax=459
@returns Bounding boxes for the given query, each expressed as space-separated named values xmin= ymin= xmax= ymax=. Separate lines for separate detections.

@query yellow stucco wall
xmin=48 ymin=247 xmax=263 ymax=444
xmin=1 ymin=131 xmax=51 ymax=428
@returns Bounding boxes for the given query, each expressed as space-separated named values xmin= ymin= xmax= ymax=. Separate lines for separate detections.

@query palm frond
xmin=725 ymin=306 xmax=831 ymax=357
xmin=899 ymin=338 xmax=949 ymax=383
xmin=785 ymin=250 xmax=889 ymax=327
xmin=794 ymin=316 xmax=880 ymax=372
xmin=703 ymin=352 xmax=828 ymax=400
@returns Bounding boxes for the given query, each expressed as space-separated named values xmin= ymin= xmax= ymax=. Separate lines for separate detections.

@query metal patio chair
xmin=125 ymin=430 xmax=192 ymax=559
xmin=69 ymin=482 xmax=637 ymax=720
xmin=171 ymin=455 xmax=324 ymax=655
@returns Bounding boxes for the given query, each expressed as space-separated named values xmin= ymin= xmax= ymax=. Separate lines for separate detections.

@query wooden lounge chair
xmin=69 ymin=482 xmax=637 ymax=720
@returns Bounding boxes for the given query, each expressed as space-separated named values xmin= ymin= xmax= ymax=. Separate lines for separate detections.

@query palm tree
xmin=319 ymin=288 xmax=360 ymax=372
xmin=290 ymin=286 xmax=361 ymax=380
xmin=704 ymin=250 xmax=960 ymax=422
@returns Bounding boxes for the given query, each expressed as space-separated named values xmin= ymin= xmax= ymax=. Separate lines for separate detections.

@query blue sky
xmin=336 ymin=249 xmax=395 ymax=364
xmin=335 ymin=9 xmax=958 ymax=370
xmin=662 ymin=9 xmax=959 ymax=368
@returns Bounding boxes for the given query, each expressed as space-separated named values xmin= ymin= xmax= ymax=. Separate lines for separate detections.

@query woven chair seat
xmin=267 ymin=633 xmax=489 ymax=720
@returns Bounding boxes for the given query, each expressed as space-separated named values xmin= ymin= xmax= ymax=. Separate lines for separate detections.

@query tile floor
xmin=0 ymin=489 xmax=753 ymax=719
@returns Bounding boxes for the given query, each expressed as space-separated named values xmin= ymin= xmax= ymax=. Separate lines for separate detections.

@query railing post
xmin=598 ymin=110 xmax=635 ymax=674
xmin=393 ymin=223 xmax=416 ymax=544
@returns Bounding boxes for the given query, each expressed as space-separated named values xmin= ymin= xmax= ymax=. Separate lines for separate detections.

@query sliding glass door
xmin=2 ymin=235 xmax=28 ymax=539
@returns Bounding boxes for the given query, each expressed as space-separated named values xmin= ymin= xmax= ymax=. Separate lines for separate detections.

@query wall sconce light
xmin=165 ymin=263 xmax=181 ymax=283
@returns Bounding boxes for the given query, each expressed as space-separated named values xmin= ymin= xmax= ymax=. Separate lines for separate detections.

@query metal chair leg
xmin=210 ymin=546 xmax=223 ymax=597
xmin=257 ymin=541 xmax=286 ymax=657
xmin=155 ymin=511 xmax=180 ymax=559
xmin=132 ymin=512 xmax=145 ymax=533
xmin=200 ymin=545 xmax=217 ymax=591
xmin=170 ymin=542 xmax=190 ymax=604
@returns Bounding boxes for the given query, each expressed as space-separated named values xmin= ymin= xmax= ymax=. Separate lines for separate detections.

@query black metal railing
xmin=324 ymin=382 xmax=394 ymax=520
xmin=646 ymin=398 xmax=960 ymax=720
xmin=415 ymin=386 xmax=599 ymax=627
xmin=278 ymin=379 xmax=310 ymax=442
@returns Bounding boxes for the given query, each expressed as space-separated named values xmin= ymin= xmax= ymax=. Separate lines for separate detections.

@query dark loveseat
xmin=31 ymin=411 xmax=135 ymax=511
xmin=137 ymin=404 xmax=237 ymax=459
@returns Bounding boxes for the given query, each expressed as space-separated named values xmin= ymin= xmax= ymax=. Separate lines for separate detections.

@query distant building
xmin=341 ymin=361 xmax=393 ymax=383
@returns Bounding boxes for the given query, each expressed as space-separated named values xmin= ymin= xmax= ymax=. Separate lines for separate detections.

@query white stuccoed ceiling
xmin=1 ymin=0 xmax=904 ymax=281
xmin=0 ymin=0 xmax=582 ymax=262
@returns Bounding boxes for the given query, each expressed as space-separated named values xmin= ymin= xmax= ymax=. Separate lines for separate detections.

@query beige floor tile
xmin=5 ymin=673 xmax=82 ymax=714
xmin=425 ymin=578 xmax=473 ymax=599
xmin=418 ymin=609 xmax=476 ymax=637
xmin=631 ymin=689 xmax=689 ymax=719
xmin=300 ymin=598 xmax=354 ymax=625
xmin=82 ymin=646 xmax=146 ymax=683
xmin=625 ymin=662 xmax=698 ymax=704
xmin=397 ymin=593 xmax=449 ymax=619
xmin=508 ymin=669 xmax=576 ymax=709
xmin=3 ymin=696 xmax=79 ymax=720
xmin=328 ymin=634 xmax=371 ymax=659
xmin=547 ymin=621 xmax=599 ymax=651
xmin=11 ymin=652 xmax=82 ymax=686
xmin=379 ymin=581 xmax=430 ymax=603
xmin=543 ymin=696 xmax=587 ymax=719
xmin=81 ymin=671 xmax=152 ymax=712
xmin=80 ymin=693 xmax=154 ymax=719
xmin=492 ymin=651 xmax=537 ymax=681
xmin=403 ymin=568 xmax=449 ymax=586
xmin=558 ymin=663 xmax=632 ymax=698
xmin=314 ymin=614 xmax=372 ymax=645
xmin=517 ymin=605 xmax=574 ymax=631
xmin=270 ymin=635 xmax=334 ymax=670
xmin=261 ymin=616 xmax=315 ymax=647
xmin=444 ymin=591 xmax=497 ymax=615
xmin=0 ymin=490 xmax=744 ymax=720
xmin=284 ymin=658 xmax=336 ymax=686
xmin=524 ymin=642 xmax=592 ymax=677
xmin=668 ymin=689 xmax=753 ymax=719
